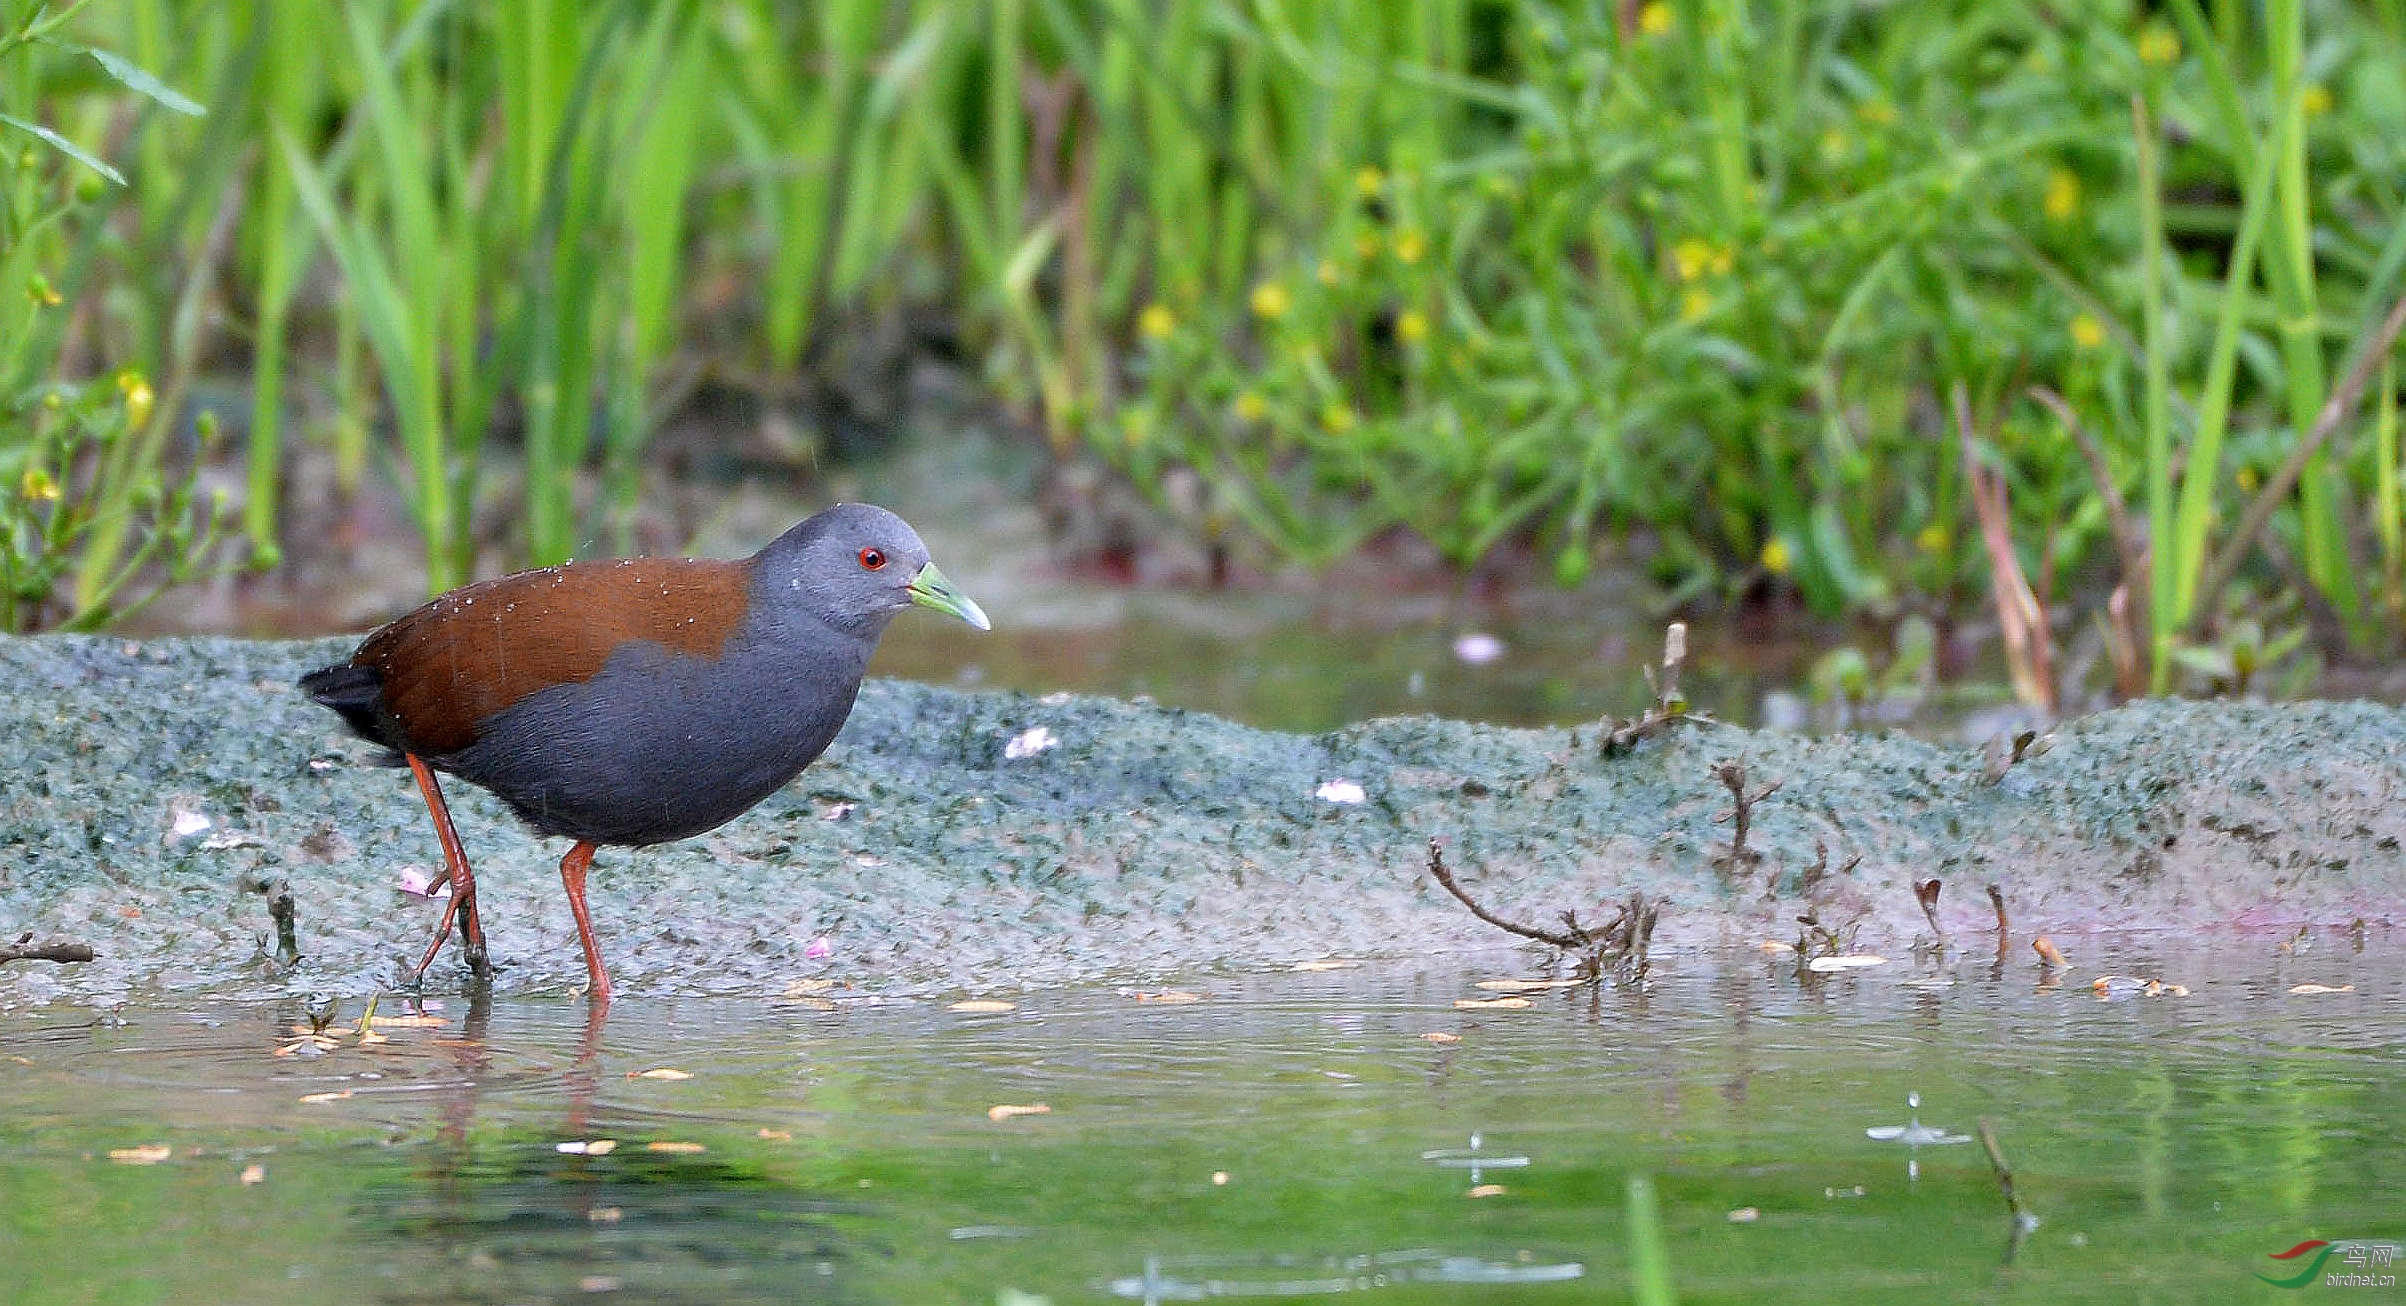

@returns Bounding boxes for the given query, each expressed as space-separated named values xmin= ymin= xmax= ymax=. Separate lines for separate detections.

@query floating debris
xmin=1290 ymin=959 xmax=1358 ymax=972
xmin=2288 ymin=983 xmax=2356 ymax=995
xmin=2093 ymin=974 xmax=2189 ymax=998
xmin=1727 ymin=1206 xmax=1760 ymax=1223
xmin=296 ymin=1090 xmax=353 ymax=1105
xmin=2033 ymin=936 xmax=2069 ymax=967
xmin=1419 ymin=1032 xmax=1461 ymax=1044
xmin=987 ymin=1103 xmax=1051 ymax=1122
xmin=1474 ymin=978 xmax=1582 ymax=992
xmin=1806 ymin=954 xmax=1888 ymax=972
xmin=1453 ymin=997 xmax=1532 ymax=1010
xmin=645 ymin=1141 xmax=706 ymax=1155
xmin=556 ymin=1139 xmax=617 ymax=1156
xmin=107 ymin=1144 xmax=172 ymax=1165
xmin=238 ymin=1164 xmax=265 ymax=1186
xmin=632 ymin=1067 xmax=693 ymax=1081
xmin=949 ymin=1000 xmax=1018 ymax=1013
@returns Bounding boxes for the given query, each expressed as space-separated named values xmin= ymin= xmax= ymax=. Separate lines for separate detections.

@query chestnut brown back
xmin=356 ymin=558 xmax=752 ymax=756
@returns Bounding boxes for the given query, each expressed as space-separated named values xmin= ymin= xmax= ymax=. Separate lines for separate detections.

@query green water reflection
xmin=2 ymin=937 xmax=2398 ymax=1303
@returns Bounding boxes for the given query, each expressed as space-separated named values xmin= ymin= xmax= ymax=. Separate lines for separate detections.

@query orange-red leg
xmin=406 ymin=754 xmax=492 ymax=983
xmin=559 ymin=840 xmax=609 ymax=1004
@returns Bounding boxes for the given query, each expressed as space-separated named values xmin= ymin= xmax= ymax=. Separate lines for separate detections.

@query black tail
xmin=299 ymin=663 xmax=402 ymax=758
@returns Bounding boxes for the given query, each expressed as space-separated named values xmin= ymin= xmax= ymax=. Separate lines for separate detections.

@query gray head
xmin=752 ymin=503 xmax=990 ymax=639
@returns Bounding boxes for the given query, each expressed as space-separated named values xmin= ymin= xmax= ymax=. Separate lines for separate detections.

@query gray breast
xmin=447 ymin=633 xmax=868 ymax=846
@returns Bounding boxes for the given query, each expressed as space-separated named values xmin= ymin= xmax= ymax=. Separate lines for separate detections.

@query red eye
xmin=858 ymin=547 xmax=887 ymax=571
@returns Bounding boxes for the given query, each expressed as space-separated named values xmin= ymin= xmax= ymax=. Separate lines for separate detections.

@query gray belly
xmin=442 ymin=640 xmax=863 ymax=846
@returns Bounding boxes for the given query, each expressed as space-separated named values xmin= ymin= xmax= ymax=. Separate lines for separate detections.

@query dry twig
xmin=1423 ymin=839 xmax=1657 ymax=982
xmin=1710 ymin=758 xmax=1782 ymax=867
xmin=1 ymin=933 xmax=95 ymax=965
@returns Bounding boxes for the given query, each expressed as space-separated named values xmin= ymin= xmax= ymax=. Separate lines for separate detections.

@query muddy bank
xmin=1 ymin=634 xmax=2399 ymax=1003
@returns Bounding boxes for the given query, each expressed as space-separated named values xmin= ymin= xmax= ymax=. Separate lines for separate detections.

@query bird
xmin=298 ymin=503 xmax=989 ymax=1003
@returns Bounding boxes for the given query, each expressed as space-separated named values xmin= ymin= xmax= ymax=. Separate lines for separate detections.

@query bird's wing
xmin=356 ymin=557 xmax=752 ymax=756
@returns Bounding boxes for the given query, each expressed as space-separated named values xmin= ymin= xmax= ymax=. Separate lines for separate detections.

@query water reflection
xmin=0 ymin=937 xmax=2399 ymax=1303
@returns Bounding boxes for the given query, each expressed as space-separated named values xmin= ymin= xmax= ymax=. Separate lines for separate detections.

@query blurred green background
xmin=3 ymin=0 xmax=2403 ymax=709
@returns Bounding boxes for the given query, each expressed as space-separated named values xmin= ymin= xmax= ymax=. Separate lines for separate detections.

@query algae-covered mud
xmin=2 ymin=634 xmax=2403 ymax=1002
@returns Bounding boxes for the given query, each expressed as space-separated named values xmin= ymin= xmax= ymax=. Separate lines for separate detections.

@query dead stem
xmin=1986 ymin=884 xmax=2009 ymax=935
xmin=1423 ymin=838 xmax=1657 ymax=982
xmin=238 ymin=873 xmax=303 ymax=971
xmin=1914 ymin=878 xmax=1945 ymax=941
xmin=1955 ymin=381 xmax=2058 ymax=714
xmin=1978 ymin=1118 xmax=2041 ymax=1239
xmin=1424 ymin=838 xmax=1588 ymax=949
xmin=1601 ymin=622 xmax=1717 ymax=755
xmin=1710 ymin=758 xmax=1782 ymax=867
xmin=1 ymin=933 xmax=95 ymax=965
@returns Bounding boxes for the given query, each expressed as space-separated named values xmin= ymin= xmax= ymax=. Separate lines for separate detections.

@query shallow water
xmin=4 ymin=935 xmax=2399 ymax=1304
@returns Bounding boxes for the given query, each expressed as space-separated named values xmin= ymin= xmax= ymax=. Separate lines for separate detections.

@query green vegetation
xmin=4 ymin=0 xmax=2404 ymax=691
xmin=0 ymin=0 xmax=232 ymax=632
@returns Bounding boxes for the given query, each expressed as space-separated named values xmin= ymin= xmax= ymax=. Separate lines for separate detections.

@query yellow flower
xmin=1673 ymin=237 xmax=1716 ymax=281
xmin=1355 ymin=165 xmax=1385 ymax=198
xmin=1355 ymin=230 xmax=1382 ymax=261
xmin=1392 ymin=228 xmax=1428 ymax=264
xmin=1916 ymin=523 xmax=1948 ymax=555
xmin=2301 ymin=84 xmax=2333 ymax=117
xmin=1857 ymin=99 xmax=1896 ymax=127
xmin=1119 ymin=406 xmax=1153 ymax=446
xmin=1680 ymin=287 xmax=1715 ymax=322
xmin=2044 ymin=168 xmax=2081 ymax=222
xmin=19 ymin=466 xmax=60 ymax=503
xmin=1761 ymin=537 xmax=1792 ymax=575
xmin=1396 ymin=310 xmax=1429 ymax=343
xmin=1320 ymin=403 xmax=1357 ymax=435
xmin=1819 ymin=128 xmax=1850 ymax=163
xmin=1637 ymin=2 xmax=1672 ymax=37
xmin=1317 ymin=259 xmax=1342 ymax=286
xmin=1250 ymin=281 xmax=1291 ymax=321
xmin=2136 ymin=23 xmax=2180 ymax=67
xmin=2069 ymin=313 xmax=2106 ymax=350
xmin=2236 ymin=465 xmax=2260 ymax=493
xmin=27 ymin=274 xmax=60 ymax=307
xmin=1233 ymin=391 xmax=1267 ymax=423
xmin=120 ymin=373 xmax=155 ymax=428
xmin=1710 ymin=246 xmax=1734 ymax=277
xmin=1138 ymin=303 xmax=1176 ymax=341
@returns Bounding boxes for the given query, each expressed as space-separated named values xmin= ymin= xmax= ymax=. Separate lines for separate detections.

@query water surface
xmin=4 ymin=935 xmax=2397 ymax=1303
